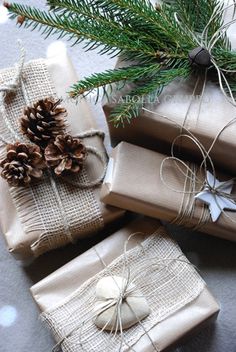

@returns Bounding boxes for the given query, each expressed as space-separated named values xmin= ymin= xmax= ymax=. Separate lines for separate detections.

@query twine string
xmin=201 ymin=2 xmax=236 ymax=47
xmin=146 ymin=2 xmax=236 ymax=219
xmin=61 ymin=131 xmax=107 ymax=189
xmin=142 ymin=5 xmax=236 ymax=225
xmin=143 ymin=106 xmax=236 ymax=225
xmin=205 ymin=3 xmax=236 ymax=106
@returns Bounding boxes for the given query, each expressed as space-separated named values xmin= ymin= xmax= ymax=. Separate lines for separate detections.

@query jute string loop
xmin=41 ymin=227 xmax=204 ymax=352
xmin=61 ymin=130 xmax=108 ymax=189
xmin=140 ymin=4 xmax=236 ymax=228
xmin=143 ymin=105 xmax=236 ymax=226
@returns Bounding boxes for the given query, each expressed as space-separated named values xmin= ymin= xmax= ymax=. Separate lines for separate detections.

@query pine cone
xmin=20 ymin=98 xmax=67 ymax=148
xmin=0 ymin=142 xmax=45 ymax=187
xmin=45 ymin=135 xmax=87 ymax=176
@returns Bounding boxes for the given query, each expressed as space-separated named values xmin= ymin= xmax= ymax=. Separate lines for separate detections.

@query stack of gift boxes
xmin=3 ymin=43 xmax=236 ymax=351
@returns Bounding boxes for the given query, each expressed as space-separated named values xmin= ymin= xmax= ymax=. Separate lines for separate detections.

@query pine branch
xmin=46 ymin=0 xmax=170 ymax=50
xmin=69 ymin=63 xmax=161 ymax=98
xmin=214 ymin=48 xmax=236 ymax=68
xmin=7 ymin=3 xmax=156 ymax=59
xmin=110 ymin=67 xmax=191 ymax=126
xmin=96 ymin=0 xmax=196 ymax=51
xmin=5 ymin=0 xmax=236 ymax=125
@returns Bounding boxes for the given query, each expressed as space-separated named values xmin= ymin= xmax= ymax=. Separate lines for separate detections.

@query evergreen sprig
xmin=70 ymin=64 xmax=162 ymax=97
xmin=5 ymin=0 xmax=236 ymax=126
xmin=110 ymin=66 xmax=191 ymax=126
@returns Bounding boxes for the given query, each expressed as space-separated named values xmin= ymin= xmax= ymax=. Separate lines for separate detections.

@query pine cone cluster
xmin=0 ymin=98 xmax=87 ymax=186
xmin=45 ymin=135 xmax=87 ymax=176
xmin=0 ymin=143 xmax=45 ymax=187
xmin=20 ymin=98 xmax=67 ymax=149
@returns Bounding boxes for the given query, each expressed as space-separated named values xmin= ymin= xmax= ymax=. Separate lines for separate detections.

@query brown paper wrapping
xmin=0 ymin=52 xmax=124 ymax=260
xmin=101 ymin=142 xmax=236 ymax=241
xmin=31 ymin=217 xmax=219 ymax=352
xmin=103 ymin=5 xmax=236 ymax=175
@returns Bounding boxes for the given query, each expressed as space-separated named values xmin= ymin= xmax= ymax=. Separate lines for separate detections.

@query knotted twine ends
xmin=94 ymin=276 xmax=151 ymax=331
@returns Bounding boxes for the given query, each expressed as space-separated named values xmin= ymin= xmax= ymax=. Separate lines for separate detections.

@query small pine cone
xmin=45 ymin=135 xmax=87 ymax=176
xmin=20 ymin=98 xmax=67 ymax=149
xmin=0 ymin=142 xmax=45 ymax=187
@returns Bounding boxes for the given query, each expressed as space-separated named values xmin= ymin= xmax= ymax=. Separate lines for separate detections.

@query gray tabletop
xmin=0 ymin=1 xmax=236 ymax=352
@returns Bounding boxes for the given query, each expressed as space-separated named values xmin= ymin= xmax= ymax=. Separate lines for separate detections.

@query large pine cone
xmin=0 ymin=142 xmax=45 ymax=187
xmin=20 ymin=98 xmax=67 ymax=148
xmin=45 ymin=135 xmax=87 ymax=176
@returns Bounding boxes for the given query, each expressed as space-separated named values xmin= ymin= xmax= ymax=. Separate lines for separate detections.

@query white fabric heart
xmin=94 ymin=276 xmax=150 ymax=331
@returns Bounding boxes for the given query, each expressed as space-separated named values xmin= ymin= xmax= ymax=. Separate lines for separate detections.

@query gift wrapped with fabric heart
xmin=0 ymin=47 xmax=124 ymax=260
xmin=31 ymin=217 xmax=219 ymax=352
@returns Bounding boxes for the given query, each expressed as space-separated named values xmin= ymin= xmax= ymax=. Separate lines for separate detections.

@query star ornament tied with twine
xmin=195 ymin=171 xmax=236 ymax=222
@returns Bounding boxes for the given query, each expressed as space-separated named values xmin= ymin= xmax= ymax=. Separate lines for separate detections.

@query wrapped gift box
xmin=103 ymin=3 xmax=236 ymax=175
xmin=101 ymin=142 xmax=236 ymax=241
xmin=31 ymin=217 xmax=219 ymax=352
xmin=0 ymin=51 xmax=124 ymax=260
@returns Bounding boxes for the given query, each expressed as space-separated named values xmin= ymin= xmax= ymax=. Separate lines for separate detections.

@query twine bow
xmin=143 ymin=106 xmax=236 ymax=225
xmin=195 ymin=171 xmax=236 ymax=221
xmin=182 ymin=2 xmax=236 ymax=109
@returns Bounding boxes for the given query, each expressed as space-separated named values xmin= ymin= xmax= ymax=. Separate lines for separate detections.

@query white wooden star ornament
xmin=195 ymin=171 xmax=236 ymax=222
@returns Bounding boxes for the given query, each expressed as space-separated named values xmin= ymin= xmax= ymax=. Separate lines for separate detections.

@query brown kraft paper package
xmin=103 ymin=3 xmax=236 ymax=175
xmin=101 ymin=142 xmax=236 ymax=241
xmin=0 ymin=51 xmax=124 ymax=260
xmin=31 ymin=217 xmax=219 ymax=352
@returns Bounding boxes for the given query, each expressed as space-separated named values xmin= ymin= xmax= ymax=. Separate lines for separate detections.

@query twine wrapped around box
xmin=141 ymin=105 xmax=236 ymax=227
xmin=102 ymin=2 xmax=236 ymax=175
xmin=41 ymin=226 xmax=205 ymax=352
xmin=0 ymin=44 xmax=106 ymax=257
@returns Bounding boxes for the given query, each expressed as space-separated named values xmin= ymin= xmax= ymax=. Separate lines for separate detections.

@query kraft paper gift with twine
xmin=0 ymin=44 xmax=124 ymax=260
xmin=31 ymin=217 xmax=219 ymax=352
xmin=103 ymin=1 xmax=236 ymax=175
xmin=101 ymin=140 xmax=236 ymax=242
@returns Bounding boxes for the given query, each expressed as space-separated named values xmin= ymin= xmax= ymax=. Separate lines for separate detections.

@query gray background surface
xmin=0 ymin=1 xmax=236 ymax=352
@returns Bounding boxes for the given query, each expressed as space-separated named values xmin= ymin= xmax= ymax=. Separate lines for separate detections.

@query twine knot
xmin=0 ymin=80 xmax=20 ymax=96
xmin=0 ymin=40 xmax=25 ymax=100
xmin=206 ymin=184 xmax=218 ymax=195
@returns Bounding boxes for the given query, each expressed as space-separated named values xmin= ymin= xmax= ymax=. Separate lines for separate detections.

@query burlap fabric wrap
xmin=41 ymin=225 xmax=205 ymax=352
xmin=0 ymin=59 xmax=104 ymax=257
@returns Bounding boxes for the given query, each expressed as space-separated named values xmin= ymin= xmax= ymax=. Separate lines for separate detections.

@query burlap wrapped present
xmin=31 ymin=217 xmax=219 ymax=352
xmin=0 ymin=50 xmax=124 ymax=260
xmin=103 ymin=3 xmax=236 ymax=175
xmin=101 ymin=142 xmax=236 ymax=241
